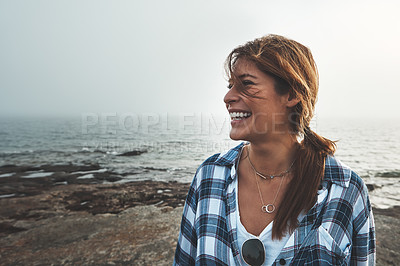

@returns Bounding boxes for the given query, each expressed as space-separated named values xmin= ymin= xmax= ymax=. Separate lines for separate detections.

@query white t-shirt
xmin=235 ymin=177 xmax=303 ymax=266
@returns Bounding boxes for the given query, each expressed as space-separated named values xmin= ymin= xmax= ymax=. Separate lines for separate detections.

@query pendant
xmin=261 ymin=204 xmax=275 ymax=213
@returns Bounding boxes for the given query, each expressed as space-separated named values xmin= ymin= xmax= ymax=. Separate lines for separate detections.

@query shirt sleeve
xmin=350 ymin=181 xmax=376 ymax=265
xmin=173 ymin=173 xmax=198 ymax=265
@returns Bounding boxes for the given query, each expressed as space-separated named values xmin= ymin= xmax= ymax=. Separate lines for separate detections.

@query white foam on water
xmin=0 ymin=193 xmax=16 ymax=198
xmin=22 ymin=172 xmax=54 ymax=178
xmin=368 ymin=177 xmax=400 ymax=209
xmin=77 ymin=173 xmax=95 ymax=179
xmin=0 ymin=173 xmax=15 ymax=178
xmin=71 ymin=169 xmax=107 ymax=175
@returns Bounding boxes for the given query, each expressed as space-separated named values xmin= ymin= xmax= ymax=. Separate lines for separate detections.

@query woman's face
xmin=223 ymin=58 xmax=295 ymax=143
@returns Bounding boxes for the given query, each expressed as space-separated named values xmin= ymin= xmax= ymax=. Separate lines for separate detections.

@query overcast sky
xmin=1 ymin=0 xmax=399 ymax=119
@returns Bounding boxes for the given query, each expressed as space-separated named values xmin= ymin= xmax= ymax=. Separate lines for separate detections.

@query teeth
xmin=229 ymin=112 xmax=252 ymax=119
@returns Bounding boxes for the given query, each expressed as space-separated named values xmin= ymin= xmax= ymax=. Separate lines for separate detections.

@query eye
xmin=242 ymin=80 xmax=255 ymax=86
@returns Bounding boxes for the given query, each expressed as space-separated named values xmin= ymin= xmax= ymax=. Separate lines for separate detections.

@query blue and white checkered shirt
xmin=174 ymin=142 xmax=376 ymax=265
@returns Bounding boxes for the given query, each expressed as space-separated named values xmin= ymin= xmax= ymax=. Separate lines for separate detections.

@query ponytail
xmin=272 ymin=127 xmax=336 ymax=239
xmin=303 ymin=126 xmax=336 ymax=156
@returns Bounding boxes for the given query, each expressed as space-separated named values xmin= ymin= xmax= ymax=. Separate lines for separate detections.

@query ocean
xmin=0 ymin=114 xmax=399 ymax=207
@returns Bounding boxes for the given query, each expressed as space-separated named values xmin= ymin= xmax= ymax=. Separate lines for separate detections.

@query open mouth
xmin=229 ymin=112 xmax=252 ymax=121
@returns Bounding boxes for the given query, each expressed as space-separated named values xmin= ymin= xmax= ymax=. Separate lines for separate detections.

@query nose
xmin=223 ymin=86 xmax=240 ymax=108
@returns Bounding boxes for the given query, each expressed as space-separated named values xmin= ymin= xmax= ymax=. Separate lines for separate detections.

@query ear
xmin=285 ymin=93 xmax=300 ymax=108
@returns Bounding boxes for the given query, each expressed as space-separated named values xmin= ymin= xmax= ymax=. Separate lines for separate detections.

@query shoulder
xmin=323 ymin=155 xmax=372 ymax=222
xmin=324 ymin=155 xmax=367 ymax=193
xmin=200 ymin=142 xmax=245 ymax=167
xmin=195 ymin=142 xmax=244 ymax=175
xmin=191 ymin=142 xmax=244 ymax=187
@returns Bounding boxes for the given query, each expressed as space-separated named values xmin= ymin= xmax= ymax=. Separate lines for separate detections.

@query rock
xmin=0 ymin=179 xmax=398 ymax=265
xmin=0 ymin=222 xmax=27 ymax=236
xmin=377 ymin=171 xmax=400 ymax=178
xmin=373 ymin=207 xmax=400 ymax=265
xmin=161 ymin=206 xmax=174 ymax=213
xmin=373 ymin=206 xmax=400 ymax=219
xmin=366 ymin=183 xmax=376 ymax=191
xmin=117 ymin=150 xmax=146 ymax=156
xmin=0 ymin=163 xmax=126 ymax=198
xmin=42 ymin=163 xmax=101 ymax=173
xmin=0 ymin=204 xmax=183 ymax=265
xmin=0 ymin=180 xmax=188 ymax=265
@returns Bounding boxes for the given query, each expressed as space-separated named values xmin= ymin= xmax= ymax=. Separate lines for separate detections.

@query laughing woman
xmin=174 ymin=35 xmax=375 ymax=265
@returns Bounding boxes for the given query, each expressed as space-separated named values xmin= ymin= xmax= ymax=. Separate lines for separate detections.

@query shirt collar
xmin=214 ymin=142 xmax=245 ymax=184
xmin=214 ymin=142 xmax=246 ymax=167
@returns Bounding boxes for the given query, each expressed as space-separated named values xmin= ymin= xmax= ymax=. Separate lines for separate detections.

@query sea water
xmin=0 ymin=114 xmax=399 ymax=184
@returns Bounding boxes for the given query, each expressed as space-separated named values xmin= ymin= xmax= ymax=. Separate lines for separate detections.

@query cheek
xmin=262 ymin=101 xmax=287 ymax=116
xmin=249 ymin=113 xmax=269 ymax=133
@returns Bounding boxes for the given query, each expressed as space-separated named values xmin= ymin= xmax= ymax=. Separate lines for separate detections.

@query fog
xmin=1 ymin=0 xmax=399 ymax=119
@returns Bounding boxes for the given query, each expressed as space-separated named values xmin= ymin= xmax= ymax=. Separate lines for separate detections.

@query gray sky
xmin=1 ymin=0 xmax=399 ymax=118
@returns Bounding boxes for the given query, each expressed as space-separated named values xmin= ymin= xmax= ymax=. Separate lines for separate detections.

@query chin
xmin=229 ymin=130 xmax=248 ymax=141
xmin=229 ymin=135 xmax=242 ymax=141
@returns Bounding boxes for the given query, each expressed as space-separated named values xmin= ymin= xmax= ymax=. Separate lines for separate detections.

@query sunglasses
xmin=241 ymin=238 xmax=265 ymax=266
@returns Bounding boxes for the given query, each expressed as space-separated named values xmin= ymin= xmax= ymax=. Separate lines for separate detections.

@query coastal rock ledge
xmin=0 ymin=181 xmax=399 ymax=265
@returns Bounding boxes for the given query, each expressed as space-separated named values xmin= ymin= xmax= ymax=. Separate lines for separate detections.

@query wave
xmin=0 ymin=150 xmax=34 ymax=155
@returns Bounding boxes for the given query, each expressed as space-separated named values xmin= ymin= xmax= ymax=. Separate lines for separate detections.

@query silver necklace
xmin=247 ymin=149 xmax=295 ymax=180
xmin=246 ymin=146 xmax=295 ymax=213
xmin=254 ymin=167 xmax=285 ymax=213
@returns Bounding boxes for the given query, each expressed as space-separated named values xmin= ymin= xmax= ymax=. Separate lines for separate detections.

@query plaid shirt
xmin=174 ymin=142 xmax=376 ymax=265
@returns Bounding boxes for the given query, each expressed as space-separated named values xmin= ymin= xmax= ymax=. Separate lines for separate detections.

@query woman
xmin=174 ymin=34 xmax=375 ymax=265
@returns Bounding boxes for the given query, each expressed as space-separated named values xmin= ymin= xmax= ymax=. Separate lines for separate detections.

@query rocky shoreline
xmin=0 ymin=164 xmax=399 ymax=265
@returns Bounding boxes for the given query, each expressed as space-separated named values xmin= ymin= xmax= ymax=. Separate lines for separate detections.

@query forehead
xmin=231 ymin=58 xmax=271 ymax=81
xmin=232 ymin=58 xmax=259 ymax=75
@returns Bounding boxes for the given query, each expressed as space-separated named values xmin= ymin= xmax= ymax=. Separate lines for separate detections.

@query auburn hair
xmin=225 ymin=34 xmax=336 ymax=239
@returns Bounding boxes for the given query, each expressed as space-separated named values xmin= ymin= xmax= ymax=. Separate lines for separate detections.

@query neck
xmin=247 ymin=135 xmax=298 ymax=174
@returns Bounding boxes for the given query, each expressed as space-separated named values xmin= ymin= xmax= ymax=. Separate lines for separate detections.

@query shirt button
xmin=279 ymin=258 xmax=286 ymax=265
xmin=318 ymin=184 xmax=323 ymax=190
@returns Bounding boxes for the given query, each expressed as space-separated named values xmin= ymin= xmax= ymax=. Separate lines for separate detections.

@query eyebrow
xmin=238 ymin=74 xmax=258 ymax=79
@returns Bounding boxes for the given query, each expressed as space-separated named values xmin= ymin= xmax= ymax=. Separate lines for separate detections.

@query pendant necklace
xmin=246 ymin=146 xmax=295 ymax=213
xmin=248 ymin=150 xmax=295 ymax=180
xmin=253 ymin=169 xmax=285 ymax=213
